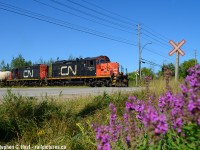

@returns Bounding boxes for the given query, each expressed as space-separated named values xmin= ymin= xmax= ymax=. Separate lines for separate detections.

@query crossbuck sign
xmin=168 ymin=40 xmax=185 ymax=56
xmin=168 ymin=39 xmax=186 ymax=81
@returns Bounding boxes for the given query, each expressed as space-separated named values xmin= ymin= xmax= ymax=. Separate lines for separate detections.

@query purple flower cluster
xmin=123 ymin=113 xmax=131 ymax=147
xmin=109 ymin=103 xmax=121 ymax=142
xmin=171 ymin=94 xmax=184 ymax=132
xmin=158 ymin=92 xmax=184 ymax=132
xmin=143 ymin=106 xmax=168 ymax=134
xmin=93 ymin=64 xmax=200 ymax=149
xmin=126 ymin=96 xmax=168 ymax=135
xmin=158 ymin=91 xmax=173 ymax=112
xmin=180 ymin=65 xmax=200 ymax=125
xmin=135 ymin=100 xmax=145 ymax=121
xmin=93 ymin=103 xmax=122 ymax=150
xmin=93 ymin=125 xmax=110 ymax=150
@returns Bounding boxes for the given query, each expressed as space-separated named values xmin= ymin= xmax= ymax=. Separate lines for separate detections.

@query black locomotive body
xmin=1 ymin=56 xmax=129 ymax=87
xmin=51 ymin=57 xmax=96 ymax=78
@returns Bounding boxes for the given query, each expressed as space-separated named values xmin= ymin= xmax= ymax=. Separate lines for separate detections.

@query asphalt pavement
xmin=0 ymin=87 xmax=142 ymax=100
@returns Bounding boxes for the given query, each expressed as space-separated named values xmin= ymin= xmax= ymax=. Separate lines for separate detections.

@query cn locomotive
xmin=0 ymin=56 xmax=128 ymax=87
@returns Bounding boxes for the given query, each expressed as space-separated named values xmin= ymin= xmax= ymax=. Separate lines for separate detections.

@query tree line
xmin=0 ymin=54 xmax=82 ymax=71
xmin=0 ymin=54 xmax=54 ymax=71
xmin=129 ymin=59 xmax=197 ymax=79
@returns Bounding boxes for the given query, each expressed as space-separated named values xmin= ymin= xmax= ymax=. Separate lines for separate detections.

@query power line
xmin=50 ymin=0 xmax=134 ymax=31
xmin=142 ymin=32 xmax=170 ymax=48
xmin=81 ymin=0 xmax=137 ymax=24
xmin=141 ymin=36 xmax=169 ymax=50
xmin=143 ymin=47 xmax=174 ymax=61
xmin=141 ymin=58 xmax=162 ymax=67
xmin=142 ymin=24 xmax=196 ymax=57
xmin=142 ymin=24 xmax=169 ymax=41
xmin=33 ymin=0 xmax=135 ymax=34
xmin=0 ymin=2 xmax=137 ymax=46
xmin=66 ymin=0 xmax=136 ymax=27
xmin=142 ymin=28 xmax=169 ymax=44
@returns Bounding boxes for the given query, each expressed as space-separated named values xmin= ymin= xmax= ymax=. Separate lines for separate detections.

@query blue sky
xmin=0 ymin=0 xmax=199 ymax=73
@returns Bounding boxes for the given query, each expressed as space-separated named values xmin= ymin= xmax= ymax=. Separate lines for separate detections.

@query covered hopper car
xmin=0 ymin=56 xmax=128 ymax=87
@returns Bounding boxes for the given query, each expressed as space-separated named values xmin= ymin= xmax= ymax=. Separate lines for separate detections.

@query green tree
xmin=0 ymin=60 xmax=11 ymax=71
xmin=0 ymin=60 xmax=6 ymax=71
xmin=128 ymin=72 xmax=138 ymax=81
xmin=168 ymin=63 xmax=175 ymax=75
xmin=141 ymin=67 xmax=155 ymax=77
xmin=46 ymin=58 xmax=55 ymax=65
xmin=11 ymin=54 xmax=32 ymax=68
xmin=179 ymin=59 xmax=196 ymax=78
xmin=157 ymin=63 xmax=175 ymax=77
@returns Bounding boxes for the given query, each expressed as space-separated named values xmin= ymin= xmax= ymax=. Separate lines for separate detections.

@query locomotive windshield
xmin=97 ymin=56 xmax=110 ymax=64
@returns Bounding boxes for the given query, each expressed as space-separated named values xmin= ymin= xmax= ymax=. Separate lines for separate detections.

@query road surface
xmin=0 ymin=87 xmax=142 ymax=100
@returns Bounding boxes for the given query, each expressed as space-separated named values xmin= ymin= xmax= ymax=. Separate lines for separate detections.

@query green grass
xmin=0 ymin=89 xmax=134 ymax=147
xmin=0 ymin=78 xmax=188 ymax=149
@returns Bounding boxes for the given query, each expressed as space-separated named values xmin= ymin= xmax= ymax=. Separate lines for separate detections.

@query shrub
xmin=0 ymin=91 xmax=63 ymax=143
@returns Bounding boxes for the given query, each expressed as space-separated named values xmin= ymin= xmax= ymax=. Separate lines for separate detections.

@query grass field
xmin=0 ymin=67 xmax=199 ymax=149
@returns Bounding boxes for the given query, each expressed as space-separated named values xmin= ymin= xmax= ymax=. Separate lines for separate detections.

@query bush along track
xmin=92 ymin=65 xmax=200 ymax=150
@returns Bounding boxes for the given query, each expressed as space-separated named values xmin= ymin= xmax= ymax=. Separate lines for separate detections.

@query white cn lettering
xmin=23 ymin=70 xmax=34 ymax=78
xmin=61 ymin=65 xmax=77 ymax=76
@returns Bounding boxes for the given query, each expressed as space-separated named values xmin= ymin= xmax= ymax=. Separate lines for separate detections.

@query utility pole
xmin=138 ymin=23 xmax=141 ymax=80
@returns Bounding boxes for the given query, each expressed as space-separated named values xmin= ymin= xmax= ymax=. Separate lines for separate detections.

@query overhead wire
xmin=1 ymin=0 xmax=192 ymax=63
xmin=142 ymin=28 xmax=169 ymax=44
xmin=142 ymin=24 xmax=169 ymax=41
xmin=35 ymin=1 xmax=186 ymax=61
xmin=66 ymin=0 xmax=136 ymax=27
xmin=141 ymin=36 xmax=169 ymax=49
xmin=141 ymin=29 xmax=195 ymax=59
xmin=0 ymin=1 xmax=137 ymax=46
xmin=75 ymin=1 xmax=198 ymax=61
xmin=141 ymin=58 xmax=162 ymax=67
xmin=63 ymin=0 xmax=185 ymax=62
xmin=50 ymin=0 xmax=135 ymax=31
xmin=142 ymin=24 xmax=196 ymax=58
xmin=75 ymin=0 xmax=194 ymax=60
xmin=143 ymin=47 xmax=174 ymax=61
xmin=81 ymin=0 xmax=138 ymax=24
xmin=33 ymin=0 xmax=135 ymax=34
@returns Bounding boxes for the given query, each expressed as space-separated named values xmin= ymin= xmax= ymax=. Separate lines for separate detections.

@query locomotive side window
xmin=88 ymin=60 xmax=94 ymax=66
xmin=90 ymin=60 xmax=93 ymax=66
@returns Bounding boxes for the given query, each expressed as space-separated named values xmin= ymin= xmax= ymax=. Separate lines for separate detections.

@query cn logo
xmin=61 ymin=65 xmax=77 ymax=76
xmin=23 ymin=70 xmax=34 ymax=78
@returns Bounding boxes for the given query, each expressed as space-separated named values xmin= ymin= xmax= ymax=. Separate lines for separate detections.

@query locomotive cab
xmin=95 ymin=56 xmax=128 ymax=87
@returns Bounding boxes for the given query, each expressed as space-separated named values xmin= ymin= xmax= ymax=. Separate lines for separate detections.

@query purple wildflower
xmin=188 ymin=100 xmax=196 ymax=112
xmin=135 ymin=100 xmax=145 ymax=121
xmin=180 ymin=84 xmax=188 ymax=93
xmin=173 ymin=118 xmax=183 ymax=133
xmin=125 ymin=101 xmax=135 ymax=112
xmin=93 ymin=125 xmax=110 ymax=150
xmin=158 ymin=91 xmax=173 ymax=113
xmin=128 ymin=96 xmax=136 ymax=102
xmin=109 ymin=103 xmax=119 ymax=142
xmin=198 ymin=99 xmax=200 ymax=110
xmin=155 ymin=114 xmax=168 ymax=134
xmin=123 ymin=113 xmax=131 ymax=147
xmin=143 ymin=106 xmax=168 ymax=134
